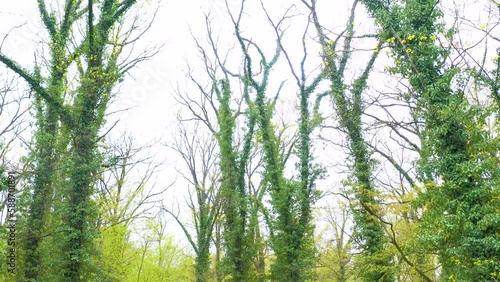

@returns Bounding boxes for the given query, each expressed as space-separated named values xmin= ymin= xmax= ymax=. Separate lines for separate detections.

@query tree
xmin=258 ymin=2 xmax=324 ymax=280
xmin=316 ymin=199 xmax=354 ymax=282
xmin=301 ymin=1 xmax=394 ymax=280
xmin=23 ymin=65 xmax=64 ymax=281
xmin=165 ymin=120 xmax=221 ymax=282
xmin=0 ymin=1 xmax=157 ymax=280
xmin=93 ymin=132 xmax=166 ymax=281
xmin=175 ymin=16 xmax=258 ymax=278
xmin=360 ymin=0 xmax=500 ymax=280
xmin=131 ymin=215 xmax=194 ymax=282
xmin=176 ymin=2 xmax=325 ymax=280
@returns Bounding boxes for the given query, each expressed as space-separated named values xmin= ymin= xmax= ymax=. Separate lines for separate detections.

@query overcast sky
xmin=1 ymin=0 xmax=493 ymax=247
xmin=0 ymin=0 xmax=345 ymax=244
xmin=0 ymin=0 xmax=407 ymax=245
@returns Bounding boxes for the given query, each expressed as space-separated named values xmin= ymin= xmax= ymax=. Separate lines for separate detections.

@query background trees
xmin=166 ymin=120 xmax=221 ymax=282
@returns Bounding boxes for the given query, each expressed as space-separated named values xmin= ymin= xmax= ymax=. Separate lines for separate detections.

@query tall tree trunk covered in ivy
xmin=0 ymin=0 xmax=141 ymax=280
xmin=175 ymin=17 xmax=262 ymax=278
xmin=304 ymin=1 xmax=394 ymax=280
xmin=63 ymin=1 xmax=132 ymax=280
xmin=361 ymin=0 xmax=500 ymax=280
xmin=24 ymin=101 xmax=59 ymax=281
xmin=233 ymin=5 xmax=320 ymax=278
xmin=215 ymin=78 xmax=254 ymax=281
xmin=21 ymin=0 xmax=80 ymax=279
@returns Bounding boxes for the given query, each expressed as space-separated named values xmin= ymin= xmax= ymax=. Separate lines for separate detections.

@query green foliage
xmin=214 ymin=78 xmax=255 ymax=281
xmin=91 ymin=219 xmax=195 ymax=282
xmin=361 ymin=0 xmax=500 ymax=280
xmin=131 ymin=239 xmax=194 ymax=282
xmin=253 ymin=68 xmax=317 ymax=281
xmin=314 ymin=5 xmax=394 ymax=279
xmin=0 ymin=0 xmax=141 ymax=280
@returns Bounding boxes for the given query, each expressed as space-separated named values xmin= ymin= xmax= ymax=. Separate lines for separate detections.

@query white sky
xmin=1 ymin=0 xmax=497 ymax=249
xmin=0 ymin=0 xmax=351 ymax=247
